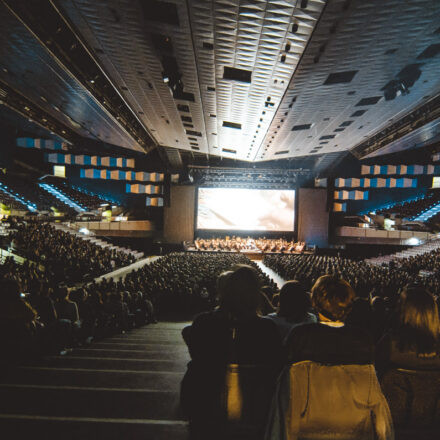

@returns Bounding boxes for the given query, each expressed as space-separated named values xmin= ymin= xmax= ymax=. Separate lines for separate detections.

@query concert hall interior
xmin=1 ymin=1 xmax=440 ymax=439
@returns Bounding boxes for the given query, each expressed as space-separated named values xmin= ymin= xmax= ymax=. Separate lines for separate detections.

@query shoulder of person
xmin=285 ymin=321 xmax=319 ymax=342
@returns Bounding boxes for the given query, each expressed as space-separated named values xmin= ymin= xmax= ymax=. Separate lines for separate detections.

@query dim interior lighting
xmin=90 ymin=79 xmax=95 ymax=84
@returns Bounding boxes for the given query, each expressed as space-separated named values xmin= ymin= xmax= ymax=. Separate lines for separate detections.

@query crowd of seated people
xmin=0 ymin=272 xmax=157 ymax=360
xmin=0 ymin=173 xmax=76 ymax=215
xmin=0 ymin=187 xmax=28 ymax=210
xmin=263 ymin=253 xmax=440 ymax=298
xmin=194 ymin=237 xmax=305 ymax=253
xmin=8 ymin=218 xmax=136 ymax=283
xmin=44 ymin=178 xmax=116 ymax=211
xmin=181 ymin=265 xmax=440 ymax=439
xmin=93 ymin=252 xmax=279 ymax=315
xmin=377 ymin=192 xmax=440 ymax=219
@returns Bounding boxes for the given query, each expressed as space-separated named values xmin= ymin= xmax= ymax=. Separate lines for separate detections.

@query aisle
xmin=255 ymin=261 xmax=286 ymax=288
xmin=0 ymin=322 xmax=190 ymax=440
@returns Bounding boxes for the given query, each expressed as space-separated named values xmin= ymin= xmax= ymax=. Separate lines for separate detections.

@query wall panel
xmin=163 ymin=185 xmax=195 ymax=243
xmin=298 ymin=188 xmax=328 ymax=247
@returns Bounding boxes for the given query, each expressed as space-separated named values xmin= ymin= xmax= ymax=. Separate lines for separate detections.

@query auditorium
xmin=1 ymin=0 xmax=440 ymax=439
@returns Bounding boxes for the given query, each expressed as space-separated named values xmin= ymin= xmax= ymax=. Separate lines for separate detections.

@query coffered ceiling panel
xmin=58 ymin=0 xmax=325 ymax=160
xmin=259 ymin=0 xmax=440 ymax=160
xmin=2 ymin=0 xmax=440 ymax=164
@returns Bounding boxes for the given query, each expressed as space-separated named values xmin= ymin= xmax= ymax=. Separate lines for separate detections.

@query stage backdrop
xmin=297 ymin=188 xmax=329 ymax=247
xmin=164 ymin=185 xmax=195 ymax=243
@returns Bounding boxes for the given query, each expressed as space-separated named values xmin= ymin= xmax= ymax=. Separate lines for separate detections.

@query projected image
xmin=197 ymin=188 xmax=295 ymax=231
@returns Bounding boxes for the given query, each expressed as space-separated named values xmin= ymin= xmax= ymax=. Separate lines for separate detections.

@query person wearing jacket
xmin=266 ymin=275 xmax=394 ymax=440
xmin=181 ymin=265 xmax=283 ymax=439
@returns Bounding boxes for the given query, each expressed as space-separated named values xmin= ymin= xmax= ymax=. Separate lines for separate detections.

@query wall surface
xmin=163 ymin=185 xmax=195 ymax=243
xmin=298 ymin=188 xmax=329 ymax=247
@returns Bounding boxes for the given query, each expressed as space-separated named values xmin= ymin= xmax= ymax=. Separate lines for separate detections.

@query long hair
xmin=218 ymin=265 xmax=260 ymax=319
xmin=398 ymin=285 xmax=440 ymax=355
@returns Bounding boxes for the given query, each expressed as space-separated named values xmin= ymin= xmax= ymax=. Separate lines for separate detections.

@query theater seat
xmin=381 ymin=368 xmax=440 ymax=434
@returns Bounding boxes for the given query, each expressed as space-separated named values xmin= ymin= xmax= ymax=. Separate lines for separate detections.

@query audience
xmin=9 ymin=219 xmax=136 ymax=283
xmin=1 ymin=220 xmax=439 ymax=437
xmin=377 ymin=192 xmax=440 ymax=219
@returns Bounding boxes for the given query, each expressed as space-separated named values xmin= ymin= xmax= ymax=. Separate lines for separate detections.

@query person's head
xmin=278 ymin=280 xmax=311 ymax=322
xmin=218 ymin=265 xmax=260 ymax=318
xmin=398 ymin=284 xmax=440 ymax=355
xmin=311 ymin=275 xmax=355 ymax=322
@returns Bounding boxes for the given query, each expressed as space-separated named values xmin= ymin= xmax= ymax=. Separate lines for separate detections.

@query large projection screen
xmin=197 ymin=188 xmax=295 ymax=231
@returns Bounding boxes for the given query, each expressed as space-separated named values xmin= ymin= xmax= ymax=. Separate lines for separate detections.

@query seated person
xmin=181 ymin=265 xmax=283 ymax=438
xmin=266 ymin=275 xmax=393 ymax=440
xmin=377 ymin=284 xmax=440 ymax=372
xmin=265 ymin=280 xmax=317 ymax=341
xmin=377 ymin=284 xmax=440 ymax=429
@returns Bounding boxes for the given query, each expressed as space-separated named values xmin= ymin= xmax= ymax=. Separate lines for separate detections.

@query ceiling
xmin=0 ymin=0 xmax=440 ymax=166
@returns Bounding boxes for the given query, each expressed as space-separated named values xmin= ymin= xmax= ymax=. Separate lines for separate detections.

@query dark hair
xmin=219 ymin=265 xmax=260 ymax=318
xmin=278 ymin=280 xmax=310 ymax=322
xmin=311 ymin=275 xmax=355 ymax=321
xmin=398 ymin=285 xmax=440 ymax=355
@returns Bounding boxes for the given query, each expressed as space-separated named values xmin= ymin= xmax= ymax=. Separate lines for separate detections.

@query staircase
xmin=0 ymin=182 xmax=37 ymax=212
xmin=39 ymin=183 xmax=85 ymax=213
xmin=0 ymin=322 xmax=190 ymax=440
xmin=411 ymin=201 xmax=440 ymax=222
xmin=53 ymin=223 xmax=144 ymax=259
xmin=366 ymin=238 xmax=440 ymax=265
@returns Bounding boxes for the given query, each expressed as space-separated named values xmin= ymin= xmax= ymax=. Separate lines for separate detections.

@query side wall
xmin=298 ymin=188 xmax=329 ymax=247
xmin=163 ymin=185 xmax=195 ymax=243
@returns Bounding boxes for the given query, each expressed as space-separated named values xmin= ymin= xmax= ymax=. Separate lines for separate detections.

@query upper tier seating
xmin=0 ymin=186 xmax=28 ymax=210
xmin=377 ymin=192 xmax=440 ymax=219
xmin=43 ymin=178 xmax=117 ymax=211
xmin=0 ymin=173 xmax=76 ymax=214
